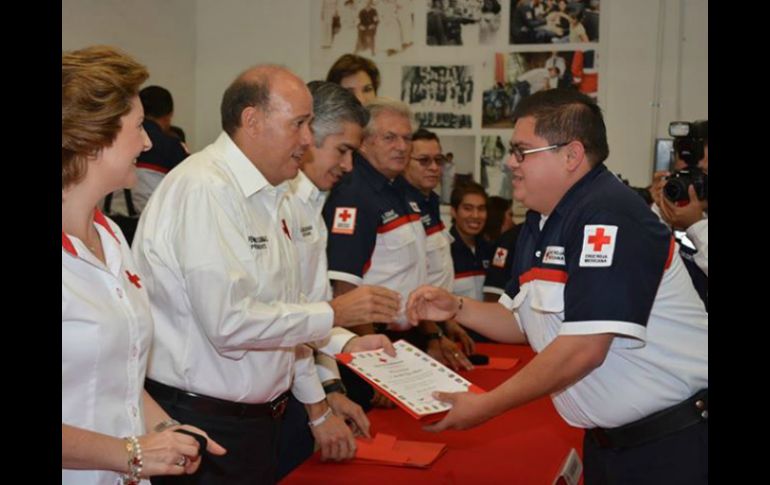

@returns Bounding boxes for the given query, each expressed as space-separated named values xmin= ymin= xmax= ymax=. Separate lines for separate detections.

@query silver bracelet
xmin=153 ymin=418 xmax=181 ymax=433
xmin=308 ymin=407 xmax=333 ymax=428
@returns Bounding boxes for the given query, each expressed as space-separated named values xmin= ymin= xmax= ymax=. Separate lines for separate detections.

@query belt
xmin=588 ymin=389 xmax=708 ymax=449
xmin=145 ymin=379 xmax=289 ymax=419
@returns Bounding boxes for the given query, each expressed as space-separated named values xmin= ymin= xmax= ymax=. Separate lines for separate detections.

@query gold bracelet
xmin=122 ymin=436 xmax=143 ymax=485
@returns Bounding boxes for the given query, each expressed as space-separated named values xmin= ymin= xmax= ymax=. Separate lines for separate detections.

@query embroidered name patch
xmin=332 ymin=207 xmax=357 ymax=235
xmin=248 ymin=235 xmax=268 ymax=250
xmin=543 ymin=246 xmax=566 ymax=265
xmin=579 ymin=225 xmax=617 ymax=267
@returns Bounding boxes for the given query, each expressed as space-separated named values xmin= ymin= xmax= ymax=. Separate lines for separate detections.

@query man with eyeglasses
xmin=323 ymin=98 xmax=462 ymax=408
xmin=402 ymin=128 xmax=475 ymax=369
xmin=406 ymin=89 xmax=707 ymax=485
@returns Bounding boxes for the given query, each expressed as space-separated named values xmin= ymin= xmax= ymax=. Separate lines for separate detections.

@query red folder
xmin=353 ymin=433 xmax=448 ymax=468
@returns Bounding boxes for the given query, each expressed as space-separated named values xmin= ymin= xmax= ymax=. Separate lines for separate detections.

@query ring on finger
xmin=176 ymin=456 xmax=188 ymax=467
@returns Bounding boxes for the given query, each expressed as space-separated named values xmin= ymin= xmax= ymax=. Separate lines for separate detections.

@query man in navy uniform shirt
xmin=324 ymin=99 xmax=472 ymax=409
xmin=402 ymin=128 xmax=475 ymax=364
xmin=407 ymin=89 xmax=708 ymax=485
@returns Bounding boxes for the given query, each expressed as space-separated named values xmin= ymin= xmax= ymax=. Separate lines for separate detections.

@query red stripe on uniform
xmin=664 ymin=235 xmax=675 ymax=270
xmin=136 ymin=162 xmax=170 ymax=174
xmin=519 ymin=267 xmax=568 ymax=285
xmin=425 ymin=221 xmax=445 ymax=235
xmin=93 ymin=209 xmax=121 ymax=244
xmin=377 ymin=214 xmax=421 ymax=233
xmin=455 ymin=270 xmax=485 ymax=279
xmin=62 ymin=232 xmax=77 ymax=256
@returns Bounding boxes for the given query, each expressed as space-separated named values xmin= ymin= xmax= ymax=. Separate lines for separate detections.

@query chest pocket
xmin=381 ymin=225 xmax=418 ymax=266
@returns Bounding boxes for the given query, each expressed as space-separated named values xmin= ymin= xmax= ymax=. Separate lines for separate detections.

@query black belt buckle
xmin=270 ymin=394 xmax=289 ymax=418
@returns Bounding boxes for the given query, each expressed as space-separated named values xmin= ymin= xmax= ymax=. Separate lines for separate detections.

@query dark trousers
xmin=583 ymin=420 xmax=708 ymax=485
xmin=150 ymin=393 xmax=283 ymax=485
xmin=275 ymin=394 xmax=315 ymax=481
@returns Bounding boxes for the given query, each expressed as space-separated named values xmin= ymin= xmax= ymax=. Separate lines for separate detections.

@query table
xmin=282 ymin=343 xmax=584 ymax=484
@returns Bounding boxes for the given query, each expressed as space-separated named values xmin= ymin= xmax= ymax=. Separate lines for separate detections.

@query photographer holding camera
xmin=651 ymin=120 xmax=708 ymax=277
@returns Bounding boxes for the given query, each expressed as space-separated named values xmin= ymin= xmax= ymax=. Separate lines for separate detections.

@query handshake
xmin=328 ymin=285 xmax=461 ymax=330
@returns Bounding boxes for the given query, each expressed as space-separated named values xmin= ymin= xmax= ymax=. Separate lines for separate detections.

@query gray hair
xmin=307 ymin=81 xmax=369 ymax=147
xmin=363 ymin=97 xmax=417 ymax=138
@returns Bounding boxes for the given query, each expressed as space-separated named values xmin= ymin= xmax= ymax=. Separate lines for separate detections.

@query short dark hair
xmin=307 ymin=80 xmax=369 ymax=147
xmin=139 ymin=85 xmax=174 ymax=118
xmin=168 ymin=125 xmax=186 ymax=142
xmin=412 ymin=128 xmax=440 ymax=143
xmin=450 ymin=181 xmax=487 ymax=209
xmin=220 ymin=71 xmax=272 ymax=137
xmin=512 ymin=88 xmax=609 ymax=166
xmin=326 ymin=54 xmax=381 ymax=92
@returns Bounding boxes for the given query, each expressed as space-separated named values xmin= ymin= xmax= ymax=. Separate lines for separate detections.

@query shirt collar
xmin=214 ymin=131 xmax=289 ymax=199
xmin=354 ymin=151 xmax=393 ymax=192
xmin=62 ymin=209 xmax=121 ymax=257
xmin=289 ymin=170 xmax=326 ymax=207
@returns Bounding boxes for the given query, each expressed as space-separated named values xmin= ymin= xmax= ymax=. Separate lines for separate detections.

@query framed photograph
xmin=403 ymin=65 xmax=474 ymax=129
xmin=509 ymin=0 xmax=600 ymax=45
xmin=482 ymin=50 xmax=598 ymax=128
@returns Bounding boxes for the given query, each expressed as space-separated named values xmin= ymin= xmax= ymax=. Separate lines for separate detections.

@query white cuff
xmin=328 ymin=270 xmax=363 ymax=287
xmin=560 ymin=320 xmax=646 ymax=349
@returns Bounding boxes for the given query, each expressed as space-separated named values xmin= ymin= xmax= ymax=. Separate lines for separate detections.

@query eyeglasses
xmin=509 ymin=142 xmax=569 ymax=163
xmin=411 ymin=155 xmax=447 ymax=167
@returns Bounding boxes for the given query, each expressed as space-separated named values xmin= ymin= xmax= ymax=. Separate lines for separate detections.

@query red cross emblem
xmin=497 ymin=248 xmax=506 ymax=258
xmin=125 ymin=271 xmax=142 ymax=289
xmin=379 ymin=358 xmax=388 ymax=363
xmin=339 ymin=209 xmax=352 ymax=222
xmin=588 ymin=228 xmax=611 ymax=251
xmin=281 ymin=219 xmax=292 ymax=240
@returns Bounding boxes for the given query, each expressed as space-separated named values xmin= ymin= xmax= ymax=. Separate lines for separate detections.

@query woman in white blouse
xmin=61 ymin=45 xmax=225 ymax=485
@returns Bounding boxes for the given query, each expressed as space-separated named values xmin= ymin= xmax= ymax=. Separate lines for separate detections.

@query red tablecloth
xmin=282 ymin=343 xmax=584 ymax=484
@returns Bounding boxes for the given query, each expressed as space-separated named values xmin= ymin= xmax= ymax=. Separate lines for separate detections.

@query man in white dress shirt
xmin=132 ymin=65 xmax=401 ymax=485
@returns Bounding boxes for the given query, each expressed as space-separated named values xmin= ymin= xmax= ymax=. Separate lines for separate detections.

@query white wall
xmin=62 ymin=0 xmax=707 ymax=186
xmin=62 ymin=0 xmax=197 ymax=146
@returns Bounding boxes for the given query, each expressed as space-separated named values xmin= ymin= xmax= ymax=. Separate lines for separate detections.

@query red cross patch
xmin=492 ymin=247 xmax=508 ymax=268
xmin=579 ymin=225 xmax=618 ymax=267
xmin=332 ymin=207 xmax=357 ymax=235
xmin=125 ymin=270 xmax=142 ymax=289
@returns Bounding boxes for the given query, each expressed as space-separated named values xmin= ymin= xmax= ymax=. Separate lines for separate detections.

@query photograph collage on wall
xmin=310 ymin=0 xmax=601 ymax=220
xmin=434 ymin=135 xmax=476 ymax=204
xmin=402 ymin=65 xmax=474 ymax=129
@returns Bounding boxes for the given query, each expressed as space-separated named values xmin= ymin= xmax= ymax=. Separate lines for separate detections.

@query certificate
xmin=336 ymin=339 xmax=484 ymax=420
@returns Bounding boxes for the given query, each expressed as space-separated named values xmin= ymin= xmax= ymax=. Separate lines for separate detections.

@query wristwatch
xmin=322 ymin=379 xmax=348 ymax=395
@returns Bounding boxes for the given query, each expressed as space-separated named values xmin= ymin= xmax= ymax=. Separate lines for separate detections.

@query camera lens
xmin=663 ymin=177 xmax=689 ymax=202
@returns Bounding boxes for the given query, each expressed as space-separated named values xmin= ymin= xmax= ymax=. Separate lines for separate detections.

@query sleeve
xmin=315 ymin=352 xmax=342 ymax=383
xmin=323 ymin=187 xmax=378 ymax=286
xmin=291 ymin=345 xmax=326 ymax=404
xmin=685 ymin=218 xmax=708 ymax=276
xmin=312 ymin=327 xmax=356 ymax=357
xmin=560 ymin=208 xmax=671 ymax=343
xmin=174 ymin=183 xmax=334 ymax=359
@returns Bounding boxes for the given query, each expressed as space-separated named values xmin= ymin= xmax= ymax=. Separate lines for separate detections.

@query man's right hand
xmin=330 ymin=285 xmax=401 ymax=328
xmin=406 ymin=286 xmax=460 ymax=325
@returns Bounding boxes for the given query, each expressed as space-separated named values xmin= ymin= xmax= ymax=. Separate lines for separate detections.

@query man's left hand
xmin=427 ymin=336 xmax=473 ymax=371
xmin=327 ymin=392 xmax=370 ymax=438
xmin=342 ymin=334 xmax=396 ymax=356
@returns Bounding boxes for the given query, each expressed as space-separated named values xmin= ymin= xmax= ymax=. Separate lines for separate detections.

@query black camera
xmin=664 ymin=120 xmax=708 ymax=203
